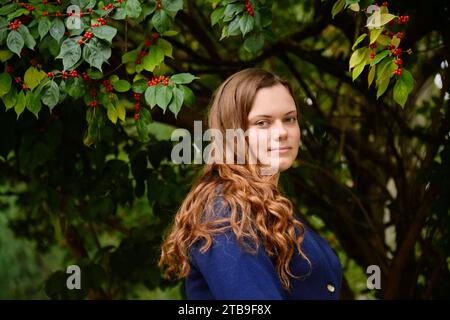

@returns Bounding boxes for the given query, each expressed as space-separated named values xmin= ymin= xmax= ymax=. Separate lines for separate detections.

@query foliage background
xmin=0 ymin=0 xmax=449 ymax=299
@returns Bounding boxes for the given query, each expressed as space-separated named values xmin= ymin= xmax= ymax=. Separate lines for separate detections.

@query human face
xmin=247 ymin=84 xmax=300 ymax=175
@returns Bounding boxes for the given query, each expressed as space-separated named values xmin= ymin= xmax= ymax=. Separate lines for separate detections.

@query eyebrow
xmin=250 ymin=110 xmax=297 ymax=120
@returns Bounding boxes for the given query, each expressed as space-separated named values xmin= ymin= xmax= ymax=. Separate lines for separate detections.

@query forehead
xmin=248 ymin=84 xmax=296 ymax=118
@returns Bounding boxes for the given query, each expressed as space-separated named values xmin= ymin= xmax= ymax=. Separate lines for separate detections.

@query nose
xmin=271 ymin=119 xmax=288 ymax=141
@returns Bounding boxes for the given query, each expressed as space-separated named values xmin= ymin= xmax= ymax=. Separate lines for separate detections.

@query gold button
xmin=327 ymin=283 xmax=335 ymax=293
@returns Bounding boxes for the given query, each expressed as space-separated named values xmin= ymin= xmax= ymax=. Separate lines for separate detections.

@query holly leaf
xmin=92 ymin=25 xmax=117 ymax=43
xmin=41 ymin=81 xmax=60 ymax=110
xmin=168 ymin=87 xmax=184 ymax=118
xmin=24 ymin=67 xmax=47 ymax=90
xmin=145 ymin=85 xmax=157 ymax=108
xmin=126 ymin=0 xmax=142 ymax=18
xmin=0 ymin=73 xmax=12 ymax=97
xmin=38 ymin=17 xmax=51 ymax=40
xmin=6 ymin=30 xmax=24 ymax=56
xmin=170 ymin=73 xmax=198 ymax=85
xmin=50 ymin=18 xmax=65 ymax=42
xmin=56 ymin=38 xmax=82 ymax=70
xmin=156 ymin=85 xmax=172 ymax=112
xmin=113 ymin=79 xmax=131 ymax=92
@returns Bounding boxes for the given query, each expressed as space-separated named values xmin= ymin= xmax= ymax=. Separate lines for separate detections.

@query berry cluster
xmin=103 ymin=3 xmax=115 ymax=10
xmin=133 ymin=93 xmax=141 ymax=121
xmin=397 ymin=15 xmax=410 ymax=24
xmin=8 ymin=19 xmax=22 ymax=30
xmin=391 ymin=48 xmax=403 ymax=76
xmin=89 ymin=88 xmax=97 ymax=107
xmin=19 ymin=2 xmax=35 ymax=12
xmin=382 ymin=2 xmax=389 ymax=6
xmin=81 ymin=71 xmax=90 ymax=81
xmin=102 ymin=79 xmax=114 ymax=93
xmin=244 ymin=0 xmax=254 ymax=16
xmin=147 ymin=75 xmax=169 ymax=86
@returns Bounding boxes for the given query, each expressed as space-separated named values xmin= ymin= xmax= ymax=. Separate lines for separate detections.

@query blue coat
xmin=185 ymin=196 xmax=343 ymax=300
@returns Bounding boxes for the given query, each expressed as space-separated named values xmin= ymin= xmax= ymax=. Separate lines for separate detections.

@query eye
xmin=285 ymin=116 xmax=297 ymax=123
xmin=255 ymin=120 xmax=270 ymax=127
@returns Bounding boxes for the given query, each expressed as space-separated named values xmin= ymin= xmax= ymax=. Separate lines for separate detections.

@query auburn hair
xmin=159 ymin=68 xmax=309 ymax=292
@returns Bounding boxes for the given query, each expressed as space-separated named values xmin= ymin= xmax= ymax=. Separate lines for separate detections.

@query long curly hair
xmin=159 ymin=68 xmax=310 ymax=292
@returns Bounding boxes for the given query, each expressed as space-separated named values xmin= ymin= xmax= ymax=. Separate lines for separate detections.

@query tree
xmin=0 ymin=0 xmax=449 ymax=299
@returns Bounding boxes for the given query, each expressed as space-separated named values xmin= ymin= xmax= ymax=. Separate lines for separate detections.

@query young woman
xmin=159 ymin=68 xmax=342 ymax=299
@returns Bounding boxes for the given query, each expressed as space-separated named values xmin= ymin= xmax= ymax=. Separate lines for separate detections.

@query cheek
xmin=247 ymin=129 xmax=269 ymax=150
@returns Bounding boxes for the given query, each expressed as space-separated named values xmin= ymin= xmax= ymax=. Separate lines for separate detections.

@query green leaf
xmin=41 ymin=81 xmax=60 ymax=110
xmin=92 ymin=25 xmax=117 ymax=43
xmin=0 ymin=73 xmax=12 ymax=97
xmin=113 ymin=80 xmax=131 ymax=92
xmin=24 ymin=67 xmax=47 ymax=90
xmin=50 ymin=19 xmax=65 ymax=42
xmin=179 ymin=85 xmax=195 ymax=108
xmin=349 ymin=47 xmax=369 ymax=70
xmin=227 ymin=15 xmax=241 ymax=36
xmin=368 ymin=65 xmax=376 ymax=88
xmin=239 ymin=14 xmax=254 ymax=37
xmin=145 ymin=85 xmax=157 ymax=108
xmin=142 ymin=45 xmax=164 ymax=71
xmin=0 ymin=3 xmax=18 ymax=16
xmin=152 ymin=9 xmax=171 ymax=34
xmin=332 ymin=0 xmax=345 ymax=19
xmin=122 ymin=50 xmax=138 ymax=63
xmin=400 ymin=69 xmax=414 ymax=93
xmin=56 ymin=38 xmax=82 ymax=70
xmin=352 ymin=60 xmax=365 ymax=81
xmin=0 ymin=50 xmax=14 ymax=62
xmin=370 ymin=28 xmax=383 ymax=44
xmin=352 ymin=33 xmax=367 ymax=51
xmin=243 ymin=33 xmax=264 ymax=54
xmin=136 ymin=107 xmax=152 ymax=142
xmin=83 ymin=44 xmax=105 ymax=71
xmin=126 ymin=0 xmax=142 ymax=18
xmin=224 ymin=3 xmax=245 ymax=21
xmin=6 ymin=30 xmax=24 ymax=56
xmin=393 ymin=77 xmax=409 ymax=107
xmin=158 ymin=38 xmax=173 ymax=58
xmin=376 ymin=76 xmax=390 ymax=99
xmin=14 ymin=90 xmax=26 ymax=119
xmin=17 ymin=25 xmax=36 ymax=50
xmin=211 ymin=7 xmax=225 ymax=26
xmin=26 ymin=91 xmax=42 ymax=119
xmin=1 ymin=86 xmax=17 ymax=110
xmin=106 ymin=104 xmax=118 ymax=124
xmin=38 ymin=18 xmax=52 ymax=40
xmin=168 ymin=87 xmax=184 ymax=118
xmin=163 ymin=0 xmax=183 ymax=11
xmin=170 ymin=73 xmax=198 ymax=85
xmin=116 ymin=103 xmax=126 ymax=122
xmin=156 ymin=85 xmax=172 ymax=112
xmin=370 ymin=50 xmax=389 ymax=66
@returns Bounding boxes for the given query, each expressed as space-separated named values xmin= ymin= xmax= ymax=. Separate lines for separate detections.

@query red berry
xmin=369 ymin=43 xmax=377 ymax=49
xmin=152 ymin=33 xmax=159 ymax=40
xmin=78 ymin=39 xmax=84 ymax=45
xmin=43 ymin=0 xmax=48 ymax=4
xmin=135 ymin=103 xmax=141 ymax=111
xmin=134 ymin=93 xmax=141 ymax=100
xmin=395 ymin=58 xmax=403 ymax=66
xmin=144 ymin=39 xmax=152 ymax=47
xmin=82 ymin=72 xmax=89 ymax=81
xmin=70 ymin=70 xmax=78 ymax=78
xmin=6 ymin=65 xmax=13 ymax=73
xmin=55 ymin=11 xmax=62 ymax=17
xmin=396 ymin=32 xmax=404 ymax=39
xmin=370 ymin=51 xmax=375 ymax=59
xmin=47 ymin=72 xmax=54 ymax=78
xmin=134 ymin=113 xmax=140 ymax=121
xmin=136 ymin=59 xmax=141 ymax=65
xmin=382 ymin=2 xmax=388 ymax=6
xmin=90 ymin=100 xmax=97 ymax=107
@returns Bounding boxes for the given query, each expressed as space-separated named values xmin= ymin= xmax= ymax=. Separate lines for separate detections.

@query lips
xmin=268 ymin=146 xmax=292 ymax=151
